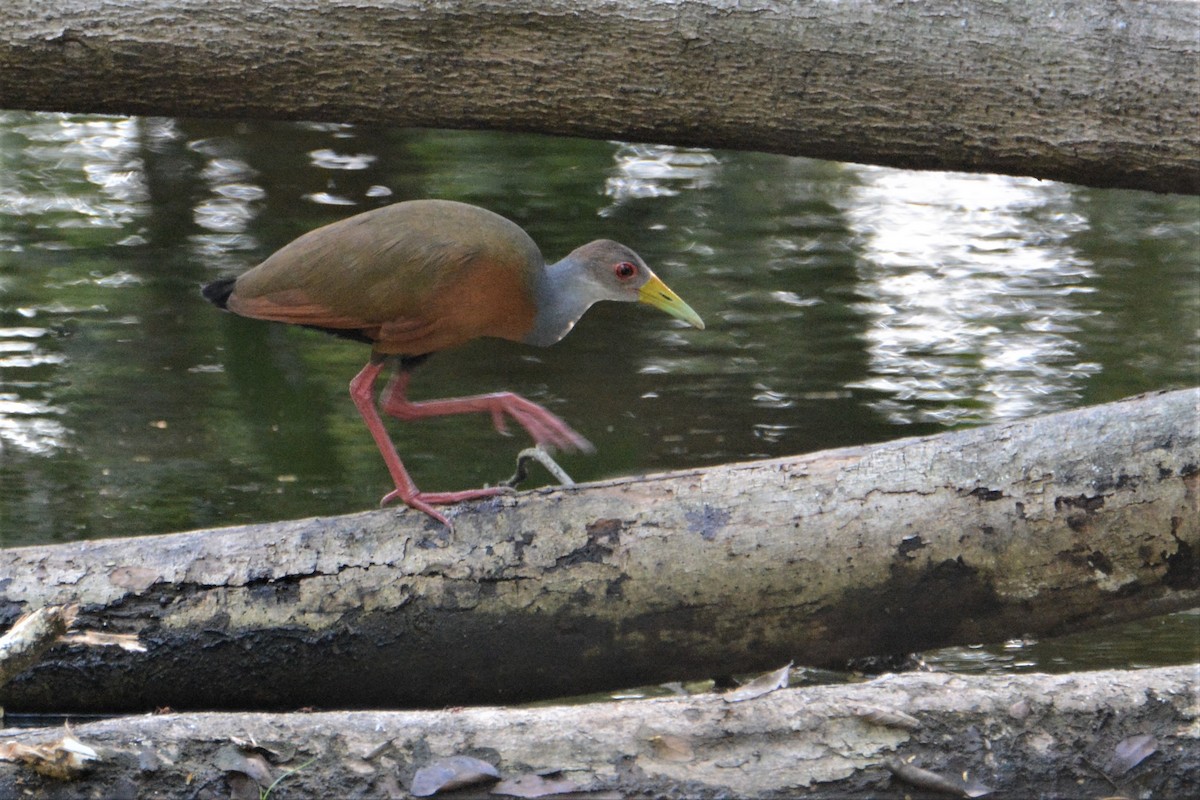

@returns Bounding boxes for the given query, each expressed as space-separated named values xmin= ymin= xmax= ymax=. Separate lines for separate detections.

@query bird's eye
xmin=614 ymin=261 xmax=638 ymax=280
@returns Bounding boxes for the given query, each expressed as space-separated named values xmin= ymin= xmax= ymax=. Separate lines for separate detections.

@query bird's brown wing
xmin=226 ymin=288 xmax=370 ymax=329
xmin=227 ymin=281 xmax=461 ymax=355
xmin=226 ymin=201 xmax=539 ymax=354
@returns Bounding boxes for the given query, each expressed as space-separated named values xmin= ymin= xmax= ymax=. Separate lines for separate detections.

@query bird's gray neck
xmin=524 ymin=257 xmax=596 ymax=347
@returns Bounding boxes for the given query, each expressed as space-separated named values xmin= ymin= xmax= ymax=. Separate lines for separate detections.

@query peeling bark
xmin=0 ymin=606 xmax=74 ymax=689
xmin=0 ymin=1 xmax=1197 ymax=193
xmin=0 ymin=389 xmax=1195 ymax=714
xmin=1 ymin=666 xmax=1196 ymax=799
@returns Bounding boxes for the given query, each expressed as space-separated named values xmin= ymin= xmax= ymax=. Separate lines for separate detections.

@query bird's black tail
xmin=201 ymin=276 xmax=237 ymax=310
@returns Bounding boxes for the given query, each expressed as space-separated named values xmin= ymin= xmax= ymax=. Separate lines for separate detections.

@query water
xmin=1 ymin=112 xmax=1197 ymax=671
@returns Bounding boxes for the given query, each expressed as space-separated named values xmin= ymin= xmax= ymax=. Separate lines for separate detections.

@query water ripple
xmin=603 ymin=144 xmax=720 ymax=212
xmin=308 ymin=148 xmax=377 ymax=170
xmin=839 ymin=168 xmax=1098 ymax=425
xmin=0 ymin=113 xmax=147 ymax=239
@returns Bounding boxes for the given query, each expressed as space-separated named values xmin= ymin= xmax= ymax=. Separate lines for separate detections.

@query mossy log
xmin=1 ymin=665 xmax=1196 ymax=799
xmin=0 ymin=389 xmax=1195 ymax=713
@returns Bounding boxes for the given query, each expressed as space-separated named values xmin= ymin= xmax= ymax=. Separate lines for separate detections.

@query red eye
xmin=614 ymin=261 xmax=637 ymax=280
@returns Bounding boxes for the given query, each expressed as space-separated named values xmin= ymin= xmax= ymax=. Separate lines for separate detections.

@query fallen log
xmin=0 ymin=1 xmax=1197 ymax=194
xmin=1 ymin=665 xmax=1195 ymax=799
xmin=0 ymin=388 xmax=1195 ymax=713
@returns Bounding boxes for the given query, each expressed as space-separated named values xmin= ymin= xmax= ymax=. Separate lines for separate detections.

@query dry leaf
xmin=1106 ymin=733 xmax=1157 ymax=776
xmin=0 ymin=728 xmax=98 ymax=780
xmin=136 ymin=746 xmax=161 ymax=773
xmin=59 ymin=630 xmax=147 ymax=653
xmin=886 ymin=758 xmax=992 ymax=798
xmin=723 ymin=662 xmax=792 ymax=703
xmin=492 ymin=771 xmax=581 ymax=797
xmin=214 ymin=743 xmax=274 ymax=786
xmin=412 ymin=755 xmax=500 ymax=797
xmin=227 ymin=736 xmax=297 ymax=764
xmin=360 ymin=738 xmax=394 ymax=760
xmin=227 ymin=772 xmax=260 ymax=800
xmin=853 ymin=706 xmax=922 ymax=731
xmin=1007 ymin=698 xmax=1031 ymax=720
xmin=961 ymin=776 xmax=993 ymax=798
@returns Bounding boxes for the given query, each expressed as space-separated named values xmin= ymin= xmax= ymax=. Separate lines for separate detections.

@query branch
xmin=1 ymin=666 xmax=1195 ymax=798
xmin=0 ymin=1 xmax=1196 ymax=193
xmin=0 ymin=389 xmax=1195 ymax=713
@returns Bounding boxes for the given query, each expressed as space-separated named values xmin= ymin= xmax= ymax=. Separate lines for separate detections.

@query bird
xmin=202 ymin=199 xmax=704 ymax=527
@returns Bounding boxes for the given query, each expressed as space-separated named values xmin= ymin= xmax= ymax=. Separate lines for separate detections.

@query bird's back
xmin=220 ymin=200 xmax=544 ymax=354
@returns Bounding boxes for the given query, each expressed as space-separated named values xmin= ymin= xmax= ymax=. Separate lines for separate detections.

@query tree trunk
xmin=0 ymin=1 xmax=1196 ymax=195
xmin=1 ymin=665 xmax=1196 ymax=799
xmin=1 ymin=389 xmax=1196 ymax=713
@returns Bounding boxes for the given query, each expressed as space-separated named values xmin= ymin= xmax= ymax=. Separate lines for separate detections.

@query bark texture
xmin=0 ymin=1 xmax=1196 ymax=194
xmin=1 ymin=666 xmax=1196 ymax=799
xmin=0 ymin=607 xmax=73 ymax=689
xmin=0 ymin=389 xmax=1196 ymax=714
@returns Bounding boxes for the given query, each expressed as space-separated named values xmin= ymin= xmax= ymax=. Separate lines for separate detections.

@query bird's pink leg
xmin=349 ymin=359 xmax=508 ymax=528
xmin=379 ymin=370 xmax=594 ymax=453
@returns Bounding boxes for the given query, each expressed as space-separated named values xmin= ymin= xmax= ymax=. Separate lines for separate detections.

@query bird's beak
xmin=638 ymin=274 xmax=705 ymax=330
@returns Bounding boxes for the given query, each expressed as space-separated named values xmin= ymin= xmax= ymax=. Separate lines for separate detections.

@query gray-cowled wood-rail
xmin=202 ymin=199 xmax=704 ymax=527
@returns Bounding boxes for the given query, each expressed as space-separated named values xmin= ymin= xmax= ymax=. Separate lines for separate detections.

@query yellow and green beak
xmin=638 ymin=273 xmax=705 ymax=330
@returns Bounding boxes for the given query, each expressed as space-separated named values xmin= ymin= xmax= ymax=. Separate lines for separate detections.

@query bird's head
xmin=566 ymin=240 xmax=705 ymax=330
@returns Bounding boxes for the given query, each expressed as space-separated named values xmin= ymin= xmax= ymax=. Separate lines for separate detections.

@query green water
xmin=1 ymin=112 xmax=1197 ymax=671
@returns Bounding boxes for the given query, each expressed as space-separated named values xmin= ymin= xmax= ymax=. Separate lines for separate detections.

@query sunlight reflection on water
xmin=0 ymin=114 xmax=151 ymax=456
xmin=604 ymin=143 xmax=720 ymax=211
xmin=0 ymin=325 xmax=67 ymax=454
xmin=1 ymin=113 xmax=1197 ymax=677
xmin=0 ymin=112 xmax=1196 ymax=544
xmin=186 ymin=128 xmax=265 ymax=267
xmin=840 ymin=167 xmax=1103 ymax=424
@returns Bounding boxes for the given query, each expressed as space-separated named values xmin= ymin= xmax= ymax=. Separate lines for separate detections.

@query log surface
xmin=0 ymin=389 xmax=1196 ymax=713
xmin=0 ymin=1 xmax=1197 ymax=193
xmin=1 ymin=665 xmax=1196 ymax=799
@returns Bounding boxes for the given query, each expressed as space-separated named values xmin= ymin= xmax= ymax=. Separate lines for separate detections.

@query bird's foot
xmin=411 ymin=486 xmax=516 ymax=504
xmin=380 ymin=382 xmax=594 ymax=454
xmin=380 ymin=485 xmax=515 ymax=530
xmin=487 ymin=394 xmax=594 ymax=453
